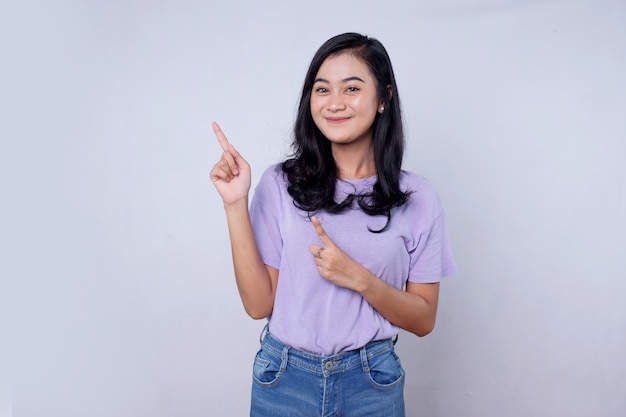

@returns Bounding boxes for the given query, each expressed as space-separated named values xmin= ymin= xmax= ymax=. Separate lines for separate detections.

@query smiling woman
xmin=310 ymin=53 xmax=383 ymax=151
xmin=210 ymin=33 xmax=457 ymax=417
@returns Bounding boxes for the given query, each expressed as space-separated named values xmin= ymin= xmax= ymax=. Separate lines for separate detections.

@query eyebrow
xmin=313 ymin=76 xmax=366 ymax=84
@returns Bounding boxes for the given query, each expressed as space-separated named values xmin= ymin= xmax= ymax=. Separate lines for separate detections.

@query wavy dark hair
xmin=282 ymin=33 xmax=410 ymax=232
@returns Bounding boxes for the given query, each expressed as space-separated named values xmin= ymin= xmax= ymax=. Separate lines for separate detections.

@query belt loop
xmin=280 ymin=345 xmax=289 ymax=372
xmin=259 ymin=322 xmax=269 ymax=344
xmin=360 ymin=344 xmax=370 ymax=373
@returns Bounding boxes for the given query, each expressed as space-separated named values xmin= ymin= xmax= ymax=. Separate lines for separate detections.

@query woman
xmin=210 ymin=33 xmax=456 ymax=417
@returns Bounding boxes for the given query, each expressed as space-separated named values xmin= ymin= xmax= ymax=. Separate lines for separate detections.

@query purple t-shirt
xmin=250 ymin=164 xmax=456 ymax=355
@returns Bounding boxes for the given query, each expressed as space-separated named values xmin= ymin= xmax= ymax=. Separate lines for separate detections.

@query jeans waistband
xmin=260 ymin=332 xmax=395 ymax=376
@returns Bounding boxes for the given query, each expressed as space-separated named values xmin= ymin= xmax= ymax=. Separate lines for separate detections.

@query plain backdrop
xmin=2 ymin=0 xmax=625 ymax=416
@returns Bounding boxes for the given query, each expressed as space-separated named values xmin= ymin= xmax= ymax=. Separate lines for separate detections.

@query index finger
xmin=212 ymin=121 xmax=230 ymax=151
xmin=311 ymin=216 xmax=334 ymax=247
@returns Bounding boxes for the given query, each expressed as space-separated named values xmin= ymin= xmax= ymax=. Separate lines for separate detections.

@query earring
xmin=379 ymin=106 xmax=385 ymax=113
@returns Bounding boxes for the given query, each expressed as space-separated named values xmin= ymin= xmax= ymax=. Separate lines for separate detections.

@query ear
xmin=378 ymin=85 xmax=393 ymax=113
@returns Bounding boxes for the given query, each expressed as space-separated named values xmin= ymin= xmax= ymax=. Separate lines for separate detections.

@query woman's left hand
xmin=308 ymin=216 xmax=371 ymax=292
xmin=309 ymin=216 xmax=440 ymax=336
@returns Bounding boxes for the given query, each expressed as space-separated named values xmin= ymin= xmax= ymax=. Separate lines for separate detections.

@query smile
xmin=325 ymin=117 xmax=350 ymax=124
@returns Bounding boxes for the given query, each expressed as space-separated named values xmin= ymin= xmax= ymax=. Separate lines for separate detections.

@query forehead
xmin=315 ymin=52 xmax=375 ymax=81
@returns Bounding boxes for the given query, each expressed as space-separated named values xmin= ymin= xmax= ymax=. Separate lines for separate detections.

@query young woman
xmin=210 ymin=33 xmax=456 ymax=417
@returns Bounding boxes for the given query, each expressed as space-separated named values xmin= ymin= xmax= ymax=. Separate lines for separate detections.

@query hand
xmin=209 ymin=122 xmax=251 ymax=206
xmin=308 ymin=216 xmax=371 ymax=292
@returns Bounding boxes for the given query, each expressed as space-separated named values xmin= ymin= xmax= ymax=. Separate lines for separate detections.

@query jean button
xmin=324 ymin=362 xmax=333 ymax=370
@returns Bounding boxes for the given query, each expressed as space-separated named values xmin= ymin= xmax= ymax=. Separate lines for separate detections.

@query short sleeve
xmin=408 ymin=208 xmax=457 ymax=284
xmin=249 ymin=165 xmax=284 ymax=269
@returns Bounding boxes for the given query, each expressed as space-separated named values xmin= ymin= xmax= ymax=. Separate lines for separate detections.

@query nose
xmin=327 ymin=93 xmax=345 ymax=111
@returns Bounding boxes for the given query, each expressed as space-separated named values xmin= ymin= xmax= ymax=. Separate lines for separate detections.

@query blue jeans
xmin=251 ymin=332 xmax=405 ymax=417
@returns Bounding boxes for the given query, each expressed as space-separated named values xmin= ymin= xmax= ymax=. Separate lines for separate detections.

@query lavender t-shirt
xmin=250 ymin=164 xmax=456 ymax=355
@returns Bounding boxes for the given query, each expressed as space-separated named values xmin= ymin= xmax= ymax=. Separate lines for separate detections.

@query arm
xmin=309 ymin=216 xmax=439 ymax=336
xmin=210 ymin=122 xmax=278 ymax=319
xmin=359 ymin=279 xmax=439 ymax=337
xmin=223 ymin=198 xmax=279 ymax=319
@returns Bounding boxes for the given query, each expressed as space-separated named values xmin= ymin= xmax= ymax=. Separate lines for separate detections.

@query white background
xmin=2 ymin=0 xmax=625 ymax=416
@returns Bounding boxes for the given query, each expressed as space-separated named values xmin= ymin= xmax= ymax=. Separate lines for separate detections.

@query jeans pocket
xmin=365 ymin=349 xmax=405 ymax=390
xmin=252 ymin=348 xmax=284 ymax=387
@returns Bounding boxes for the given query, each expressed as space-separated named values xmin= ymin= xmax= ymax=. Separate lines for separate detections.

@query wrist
xmin=223 ymin=196 xmax=248 ymax=211
xmin=355 ymin=269 xmax=378 ymax=296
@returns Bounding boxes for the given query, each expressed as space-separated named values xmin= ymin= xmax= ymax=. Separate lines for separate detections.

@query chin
xmin=326 ymin=137 xmax=353 ymax=144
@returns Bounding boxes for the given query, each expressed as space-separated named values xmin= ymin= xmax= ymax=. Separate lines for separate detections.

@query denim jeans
xmin=251 ymin=332 xmax=405 ymax=417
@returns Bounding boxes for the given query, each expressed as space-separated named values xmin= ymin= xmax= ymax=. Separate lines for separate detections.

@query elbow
xmin=247 ymin=311 xmax=270 ymax=320
xmin=415 ymin=326 xmax=434 ymax=337
xmin=244 ymin=304 xmax=273 ymax=320
xmin=412 ymin=319 xmax=436 ymax=337
xmin=240 ymin=293 xmax=274 ymax=320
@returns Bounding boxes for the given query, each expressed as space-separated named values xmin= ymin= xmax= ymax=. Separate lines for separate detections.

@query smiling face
xmin=310 ymin=52 xmax=383 ymax=147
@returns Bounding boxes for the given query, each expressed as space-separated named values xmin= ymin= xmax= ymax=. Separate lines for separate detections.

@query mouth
xmin=325 ymin=117 xmax=350 ymax=124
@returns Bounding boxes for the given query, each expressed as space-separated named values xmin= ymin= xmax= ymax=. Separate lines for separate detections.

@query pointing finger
xmin=212 ymin=121 xmax=230 ymax=151
xmin=311 ymin=216 xmax=334 ymax=247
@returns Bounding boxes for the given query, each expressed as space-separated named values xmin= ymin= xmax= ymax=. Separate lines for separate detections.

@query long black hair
xmin=282 ymin=33 xmax=410 ymax=232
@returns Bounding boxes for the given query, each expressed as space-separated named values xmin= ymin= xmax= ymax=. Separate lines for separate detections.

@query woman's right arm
xmin=210 ymin=122 xmax=278 ymax=319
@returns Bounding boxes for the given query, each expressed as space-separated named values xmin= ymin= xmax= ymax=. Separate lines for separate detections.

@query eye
xmin=346 ymin=86 xmax=360 ymax=93
xmin=314 ymin=86 xmax=329 ymax=94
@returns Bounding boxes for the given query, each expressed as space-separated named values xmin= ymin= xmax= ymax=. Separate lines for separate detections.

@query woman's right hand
xmin=210 ymin=122 xmax=251 ymax=206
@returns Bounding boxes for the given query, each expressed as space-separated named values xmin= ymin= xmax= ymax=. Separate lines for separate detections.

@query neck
xmin=332 ymin=142 xmax=376 ymax=180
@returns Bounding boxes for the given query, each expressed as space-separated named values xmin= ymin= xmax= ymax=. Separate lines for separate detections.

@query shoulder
xmin=261 ymin=163 xmax=283 ymax=179
xmin=257 ymin=163 xmax=286 ymax=187
xmin=251 ymin=164 xmax=288 ymax=212
xmin=400 ymin=171 xmax=439 ymax=197
xmin=254 ymin=163 xmax=289 ymax=198
xmin=399 ymin=171 xmax=443 ymax=214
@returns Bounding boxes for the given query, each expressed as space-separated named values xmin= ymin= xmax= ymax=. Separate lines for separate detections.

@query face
xmin=310 ymin=52 xmax=383 ymax=147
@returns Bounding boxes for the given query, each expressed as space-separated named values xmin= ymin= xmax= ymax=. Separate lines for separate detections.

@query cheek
xmin=309 ymin=97 xmax=324 ymax=115
xmin=352 ymin=95 xmax=377 ymax=112
xmin=309 ymin=100 xmax=324 ymax=128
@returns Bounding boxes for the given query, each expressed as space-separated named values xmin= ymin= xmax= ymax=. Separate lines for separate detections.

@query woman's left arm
xmin=360 ymin=279 xmax=439 ymax=337
xmin=309 ymin=216 xmax=440 ymax=337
